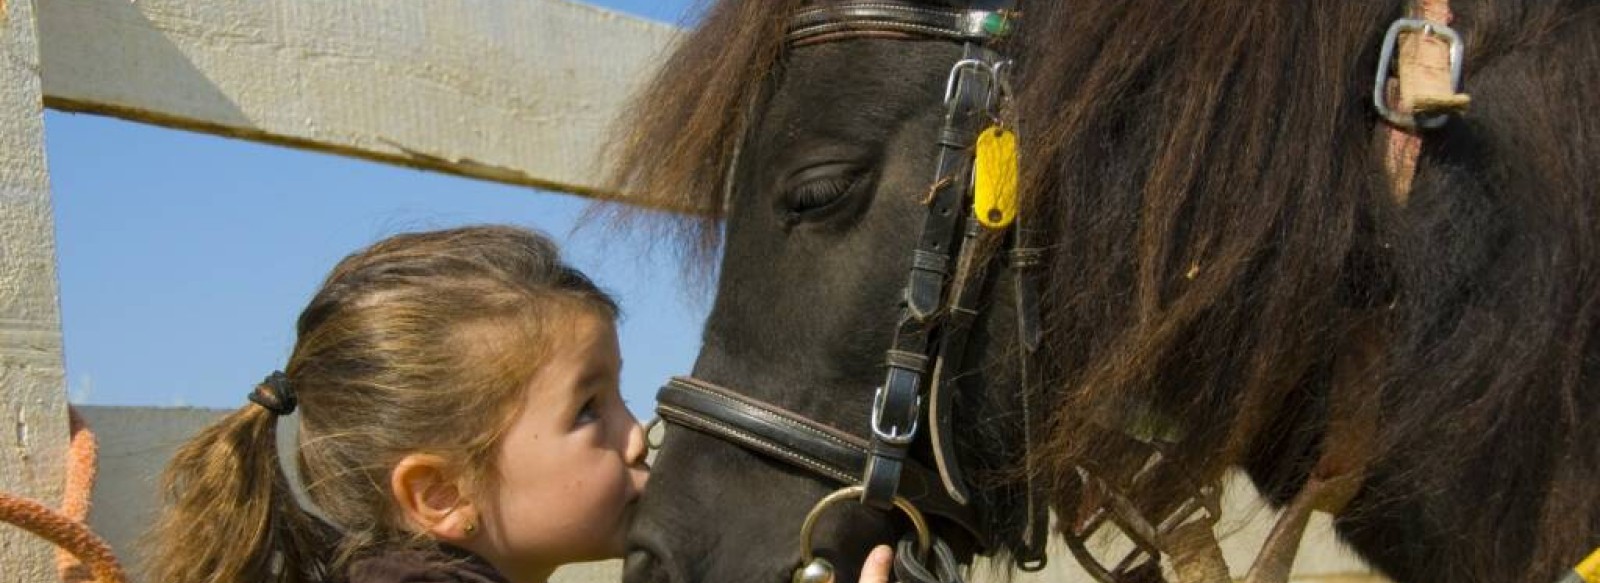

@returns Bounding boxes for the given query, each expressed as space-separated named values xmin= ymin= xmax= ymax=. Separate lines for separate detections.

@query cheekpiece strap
xmin=248 ymin=371 xmax=297 ymax=416
xmin=860 ymin=40 xmax=1004 ymax=511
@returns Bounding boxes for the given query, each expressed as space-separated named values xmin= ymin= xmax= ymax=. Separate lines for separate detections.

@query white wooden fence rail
xmin=36 ymin=0 xmax=679 ymax=202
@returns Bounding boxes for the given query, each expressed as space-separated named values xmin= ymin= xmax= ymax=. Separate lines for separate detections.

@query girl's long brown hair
xmin=145 ymin=225 xmax=617 ymax=583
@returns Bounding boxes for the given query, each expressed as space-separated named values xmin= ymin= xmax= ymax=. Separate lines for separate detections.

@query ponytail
xmin=144 ymin=393 xmax=329 ymax=583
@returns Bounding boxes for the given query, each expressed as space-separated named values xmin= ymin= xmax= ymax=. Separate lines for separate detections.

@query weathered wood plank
xmin=1 ymin=0 xmax=72 ymax=580
xmin=35 ymin=0 xmax=680 ymax=205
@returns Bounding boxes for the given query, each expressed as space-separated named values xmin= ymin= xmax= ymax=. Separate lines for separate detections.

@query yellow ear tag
xmin=973 ymin=126 xmax=1018 ymax=229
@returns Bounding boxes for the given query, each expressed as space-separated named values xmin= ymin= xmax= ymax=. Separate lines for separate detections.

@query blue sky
xmin=48 ymin=0 xmax=699 ymax=418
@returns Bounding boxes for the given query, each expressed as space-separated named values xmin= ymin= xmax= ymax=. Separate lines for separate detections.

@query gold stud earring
xmin=463 ymin=522 xmax=477 ymax=536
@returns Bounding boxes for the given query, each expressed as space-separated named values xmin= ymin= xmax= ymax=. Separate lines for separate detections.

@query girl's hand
xmin=859 ymin=545 xmax=894 ymax=583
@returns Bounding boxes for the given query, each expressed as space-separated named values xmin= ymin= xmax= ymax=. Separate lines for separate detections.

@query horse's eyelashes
xmin=792 ymin=178 xmax=851 ymax=206
xmin=785 ymin=174 xmax=861 ymax=215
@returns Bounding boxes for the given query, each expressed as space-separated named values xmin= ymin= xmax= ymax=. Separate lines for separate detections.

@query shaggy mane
xmin=605 ymin=1 xmax=1600 ymax=580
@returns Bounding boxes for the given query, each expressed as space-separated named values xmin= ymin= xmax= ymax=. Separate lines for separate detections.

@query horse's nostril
xmin=624 ymin=549 xmax=669 ymax=583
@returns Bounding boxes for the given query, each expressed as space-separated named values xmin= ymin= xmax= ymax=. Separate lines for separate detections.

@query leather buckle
xmin=1372 ymin=17 xmax=1465 ymax=130
xmin=871 ymin=385 xmax=922 ymax=445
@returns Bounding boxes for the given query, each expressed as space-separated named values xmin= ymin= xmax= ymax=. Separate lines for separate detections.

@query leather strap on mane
xmin=1382 ymin=0 xmax=1470 ymax=203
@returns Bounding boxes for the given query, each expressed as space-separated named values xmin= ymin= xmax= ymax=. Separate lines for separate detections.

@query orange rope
xmin=0 ymin=406 xmax=128 ymax=583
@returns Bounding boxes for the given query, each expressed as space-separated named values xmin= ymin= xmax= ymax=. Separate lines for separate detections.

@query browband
xmin=656 ymin=377 xmax=987 ymax=545
xmin=788 ymin=2 xmax=1012 ymax=45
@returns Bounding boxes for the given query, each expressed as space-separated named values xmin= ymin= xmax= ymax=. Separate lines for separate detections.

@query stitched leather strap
xmin=1008 ymin=224 xmax=1051 ymax=570
xmin=788 ymin=2 xmax=1011 ymax=46
xmin=655 ymin=377 xmax=987 ymax=545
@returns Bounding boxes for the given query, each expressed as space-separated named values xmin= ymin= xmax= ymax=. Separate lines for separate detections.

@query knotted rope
xmin=0 ymin=406 xmax=128 ymax=583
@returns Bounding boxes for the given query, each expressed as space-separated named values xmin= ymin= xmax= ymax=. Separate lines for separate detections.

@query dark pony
xmin=606 ymin=1 xmax=1600 ymax=582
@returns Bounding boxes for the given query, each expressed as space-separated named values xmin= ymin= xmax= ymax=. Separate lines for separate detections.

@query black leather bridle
xmin=652 ymin=0 xmax=1050 ymax=575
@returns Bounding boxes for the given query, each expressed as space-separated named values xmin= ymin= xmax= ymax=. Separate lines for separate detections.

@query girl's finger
xmin=859 ymin=545 xmax=894 ymax=583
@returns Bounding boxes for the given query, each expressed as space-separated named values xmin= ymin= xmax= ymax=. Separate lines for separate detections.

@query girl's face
xmin=472 ymin=312 xmax=649 ymax=583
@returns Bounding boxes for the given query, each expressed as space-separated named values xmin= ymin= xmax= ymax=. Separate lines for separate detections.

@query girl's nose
xmin=625 ymin=420 xmax=651 ymax=491
xmin=624 ymin=417 xmax=650 ymax=469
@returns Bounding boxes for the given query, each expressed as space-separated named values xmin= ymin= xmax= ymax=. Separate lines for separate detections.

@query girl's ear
xmin=390 ymin=453 xmax=477 ymax=542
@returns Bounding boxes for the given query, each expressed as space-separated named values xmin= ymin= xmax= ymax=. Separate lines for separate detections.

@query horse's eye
xmin=782 ymin=163 xmax=865 ymax=218
xmin=788 ymin=177 xmax=856 ymax=212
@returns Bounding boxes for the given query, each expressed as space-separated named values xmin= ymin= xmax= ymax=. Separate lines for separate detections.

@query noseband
xmin=652 ymin=0 xmax=1048 ymax=579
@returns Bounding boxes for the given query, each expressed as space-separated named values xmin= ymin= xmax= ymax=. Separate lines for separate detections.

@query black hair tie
xmin=248 ymin=371 xmax=297 ymax=416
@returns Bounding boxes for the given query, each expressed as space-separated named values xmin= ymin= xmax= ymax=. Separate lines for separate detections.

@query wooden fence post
xmin=1 ymin=0 xmax=73 ymax=580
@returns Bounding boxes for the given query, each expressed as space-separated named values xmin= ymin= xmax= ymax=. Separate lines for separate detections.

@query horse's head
xmin=612 ymin=0 xmax=1600 ymax=581
xmin=620 ymin=2 xmax=1035 ymax=582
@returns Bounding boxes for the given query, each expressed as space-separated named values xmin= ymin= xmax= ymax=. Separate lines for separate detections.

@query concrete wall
xmin=72 ymin=406 xmax=1388 ymax=583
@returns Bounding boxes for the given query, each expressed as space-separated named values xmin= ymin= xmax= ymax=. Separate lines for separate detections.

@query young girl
xmin=145 ymin=225 xmax=893 ymax=583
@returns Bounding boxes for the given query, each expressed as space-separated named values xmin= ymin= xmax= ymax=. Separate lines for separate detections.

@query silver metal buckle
xmin=1372 ymin=18 xmax=1465 ymax=130
xmin=943 ymin=58 xmax=997 ymax=108
xmin=955 ymin=10 xmax=1007 ymax=40
xmin=943 ymin=57 xmax=1016 ymax=120
xmin=871 ymin=386 xmax=922 ymax=445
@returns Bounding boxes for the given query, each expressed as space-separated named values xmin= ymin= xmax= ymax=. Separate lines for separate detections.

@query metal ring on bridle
xmin=798 ymin=485 xmax=933 ymax=563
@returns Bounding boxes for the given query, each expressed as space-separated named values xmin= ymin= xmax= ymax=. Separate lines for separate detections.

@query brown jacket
xmin=345 ymin=546 xmax=508 ymax=583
